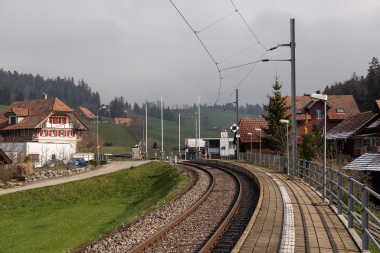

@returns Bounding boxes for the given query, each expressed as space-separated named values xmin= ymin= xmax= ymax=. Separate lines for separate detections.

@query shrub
xmin=24 ymin=155 xmax=32 ymax=163
xmin=88 ymin=159 xmax=99 ymax=169
xmin=0 ymin=168 xmax=13 ymax=183
xmin=17 ymin=163 xmax=34 ymax=177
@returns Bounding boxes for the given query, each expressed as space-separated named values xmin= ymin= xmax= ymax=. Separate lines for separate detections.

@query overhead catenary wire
xmin=169 ymin=0 xmax=269 ymax=106
xmin=195 ymin=10 xmax=237 ymax=34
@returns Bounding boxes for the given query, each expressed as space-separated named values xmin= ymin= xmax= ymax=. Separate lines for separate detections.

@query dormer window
xmin=296 ymin=109 xmax=302 ymax=114
xmin=336 ymin=108 xmax=345 ymax=113
xmin=9 ymin=116 xmax=16 ymax=124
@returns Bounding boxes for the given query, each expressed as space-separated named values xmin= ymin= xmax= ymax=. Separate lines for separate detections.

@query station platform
xmin=231 ymin=162 xmax=361 ymax=253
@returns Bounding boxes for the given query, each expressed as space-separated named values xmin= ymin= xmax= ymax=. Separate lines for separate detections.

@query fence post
xmin=329 ymin=168 xmax=333 ymax=205
xmin=337 ymin=172 xmax=342 ymax=215
xmin=361 ymin=185 xmax=369 ymax=251
xmin=348 ymin=178 xmax=354 ymax=229
xmin=314 ymin=163 xmax=318 ymax=192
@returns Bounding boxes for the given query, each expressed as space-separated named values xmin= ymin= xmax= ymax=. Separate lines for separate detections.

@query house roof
xmin=77 ymin=106 xmax=98 ymax=120
xmin=326 ymin=111 xmax=376 ymax=140
xmin=343 ymin=153 xmax=380 ymax=171
xmin=0 ymin=97 xmax=88 ymax=131
xmin=238 ymin=116 xmax=268 ymax=143
xmin=373 ymin=100 xmax=380 ymax=113
xmin=284 ymin=95 xmax=360 ymax=121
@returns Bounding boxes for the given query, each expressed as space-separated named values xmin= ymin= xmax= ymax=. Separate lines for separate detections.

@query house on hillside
xmin=110 ymin=118 xmax=133 ymax=126
xmin=238 ymin=116 xmax=270 ymax=154
xmin=0 ymin=95 xmax=89 ymax=167
xmin=75 ymin=106 xmax=99 ymax=123
xmin=284 ymin=95 xmax=360 ymax=136
xmin=327 ymin=99 xmax=380 ymax=158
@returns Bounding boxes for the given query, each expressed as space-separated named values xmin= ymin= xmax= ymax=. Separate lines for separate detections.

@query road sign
xmin=230 ymin=123 xmax=239 ymax=133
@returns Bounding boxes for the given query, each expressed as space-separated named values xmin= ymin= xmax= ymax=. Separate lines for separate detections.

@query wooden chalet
xmin=284 ymin=95 xmax=360 ymax=136
xmin=0 ymin=95 xmax=89 ymax=166
xmin=327 ymin=100 xmax=380 ymax=158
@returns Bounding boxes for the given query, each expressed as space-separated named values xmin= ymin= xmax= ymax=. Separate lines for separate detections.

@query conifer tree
xmin=262 ymin=74 xmax=290 ymax=155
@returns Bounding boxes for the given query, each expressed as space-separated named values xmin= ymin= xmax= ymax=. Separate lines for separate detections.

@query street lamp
xmin=247 ymin=133 xmax=252 ymax=161
xmin=280 ymin=119 xmax=290 ymax=176
xmin=309 ymin=93 xmax=328 ymax=203
xmin=255 ymin=128 xmax=261 ymax=165
xmin=97 ymin=105 xmax=106 ymax=161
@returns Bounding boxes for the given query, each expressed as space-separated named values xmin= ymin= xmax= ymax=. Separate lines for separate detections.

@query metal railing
xmin=231 ymin=152 xmax=380 ymax=252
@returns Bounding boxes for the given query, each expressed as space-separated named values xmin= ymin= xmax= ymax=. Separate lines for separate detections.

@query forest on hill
xmin=323 ymin=57 xmax=380 ymax=112
xmin=0 ymin=68 xmax=264 ymax=124
xmin=0 ymin=69 xmax=101 ymax=113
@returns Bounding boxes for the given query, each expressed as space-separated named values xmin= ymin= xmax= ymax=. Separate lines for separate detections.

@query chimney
xmin=42 ymin=93 xmax=47 ymax=99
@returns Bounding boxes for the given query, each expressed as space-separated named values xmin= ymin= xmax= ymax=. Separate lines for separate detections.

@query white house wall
xmin=0 ymin=142 xmax=74 ymax=167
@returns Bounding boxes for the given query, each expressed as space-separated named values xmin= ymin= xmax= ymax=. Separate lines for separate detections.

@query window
xmin=69 ymin=130 xmax=73 ymax=137
xmin=51 ymin=130 xmax=55 ymax=137
xmin=296 ymin=109 xmax=302 ymax=114
xmin=336 ymin=108 xmax=345 ymax=113
xmin=314 ymin=109 xmax=323 ymax=119
xmin=30 ymin=154 xmax=39 ymax=162
xmin=10 ymin=116 xmax=16 ymax=124
xmin=60 ymin=130 xmax=64 ymax=137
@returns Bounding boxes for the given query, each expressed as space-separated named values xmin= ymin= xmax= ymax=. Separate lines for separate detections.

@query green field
xmin=94 ymin=108 xmax=254 ymax=156
xmin=0 ymin=162 xmax=189 ymax=253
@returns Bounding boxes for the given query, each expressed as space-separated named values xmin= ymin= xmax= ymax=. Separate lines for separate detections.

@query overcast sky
xmin=0 ymin=0 xmax=379 ymax=108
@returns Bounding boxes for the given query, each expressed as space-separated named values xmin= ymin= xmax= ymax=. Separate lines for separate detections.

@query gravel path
xmin=0 ymin=160 xmax=151 ymax=195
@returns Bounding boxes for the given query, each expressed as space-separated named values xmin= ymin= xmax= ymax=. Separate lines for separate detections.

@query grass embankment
xmin=0 ymin=162 xmax=189 ymax=253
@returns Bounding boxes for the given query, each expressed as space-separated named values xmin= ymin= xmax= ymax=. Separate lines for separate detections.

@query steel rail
xmin=129 ymin=164 xmax=215 ymax=253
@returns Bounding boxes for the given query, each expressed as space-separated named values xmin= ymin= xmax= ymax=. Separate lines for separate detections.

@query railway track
xmin=79 ymin=162 xmax=259 ymax=253
xmin=79 ymin=164 xmax=212 ymax=252
xmin=130 ymin=162 xmax=258 ymax=253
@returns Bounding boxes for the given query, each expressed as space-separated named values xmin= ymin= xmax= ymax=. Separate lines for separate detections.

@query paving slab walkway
xmin=232 ymin=162 xmax=361 ymax=253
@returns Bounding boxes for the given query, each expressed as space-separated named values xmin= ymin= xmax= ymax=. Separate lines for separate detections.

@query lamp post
xmin=310 ymin=93 xmax=328 ymax=203
xmin=247 ymin=133 xmax=252 ymax=161
xmin=280 ymin=119 xmax=290 ymax=176
xmin=255 ymin=128 xmax=261 ymax=165
xmin=97 ymin=105 xmax=106 ymax=161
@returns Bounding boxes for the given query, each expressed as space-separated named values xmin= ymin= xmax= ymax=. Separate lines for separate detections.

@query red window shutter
xmin=49 ymin=117 xmax=52 ymax=123
xmin=64 ymin=118 xmax=67 ymax=124
xmin=56 ymin=130 xmax=59 ymax=136
xmin=40 ymin=130 xmax=42 ymax=136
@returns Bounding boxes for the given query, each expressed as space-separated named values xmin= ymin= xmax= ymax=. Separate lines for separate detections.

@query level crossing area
xmin=194 ymin=160 xmax=362 ymax=253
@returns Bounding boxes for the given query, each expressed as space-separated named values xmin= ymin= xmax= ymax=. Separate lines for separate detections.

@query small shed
xmin=343 ymin=153 xmax=380 ymax=196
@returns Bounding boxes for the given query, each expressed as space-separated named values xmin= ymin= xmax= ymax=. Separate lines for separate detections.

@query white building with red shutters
xmin=0 ymin=95 xmax=89 ymax=167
